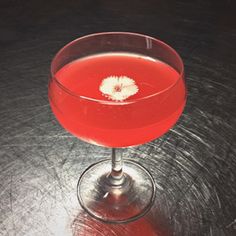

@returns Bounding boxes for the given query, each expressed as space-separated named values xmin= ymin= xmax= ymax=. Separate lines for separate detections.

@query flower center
xmin=114 ymin=85 xmax=122 ymax=92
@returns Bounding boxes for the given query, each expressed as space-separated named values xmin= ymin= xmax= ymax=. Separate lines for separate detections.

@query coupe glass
xmin=48 ymin=32 xmax=186 ymax=223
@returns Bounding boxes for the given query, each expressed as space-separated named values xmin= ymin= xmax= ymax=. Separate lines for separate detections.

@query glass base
xmin=77 ymin=159 xmax=156 ymax=223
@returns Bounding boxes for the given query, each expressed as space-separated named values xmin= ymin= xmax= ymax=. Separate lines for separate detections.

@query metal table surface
xmin=0 ymin=0 xmax=235 ymax=235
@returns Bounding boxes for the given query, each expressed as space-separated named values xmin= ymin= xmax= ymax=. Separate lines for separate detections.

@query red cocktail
xmin=49 ymin=32 xmax=186 ymax=223
xmin=49 ymin=52 xmax=185 ymax=147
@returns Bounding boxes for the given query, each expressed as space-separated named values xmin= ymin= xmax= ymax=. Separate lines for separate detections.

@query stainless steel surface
xmin=0 ymin=0 xmax=235 ymax=235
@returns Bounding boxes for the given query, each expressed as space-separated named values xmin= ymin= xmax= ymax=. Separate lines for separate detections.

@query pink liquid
xmin=49 ymin=53 xmax=186 ymax=147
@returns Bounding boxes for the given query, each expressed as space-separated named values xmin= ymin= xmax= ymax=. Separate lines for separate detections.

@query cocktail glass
xmin=48 ymin=32 xmax=186 ymax=223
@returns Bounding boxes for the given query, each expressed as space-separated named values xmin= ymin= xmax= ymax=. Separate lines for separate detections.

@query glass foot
xmin=77 ymin=159 xmax=156 ymax=223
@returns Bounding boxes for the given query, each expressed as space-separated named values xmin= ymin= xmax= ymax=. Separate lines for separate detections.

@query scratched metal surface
xmin=0 ymin=0 xmax=236 ymax=235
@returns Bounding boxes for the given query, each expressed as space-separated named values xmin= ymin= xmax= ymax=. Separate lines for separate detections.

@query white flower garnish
xmin=99 ymin=76 xmax=139 ymax=101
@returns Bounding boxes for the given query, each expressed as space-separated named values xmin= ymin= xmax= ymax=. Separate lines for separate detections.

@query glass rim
xmin=50 ymin=31 xmax=184 ymax=105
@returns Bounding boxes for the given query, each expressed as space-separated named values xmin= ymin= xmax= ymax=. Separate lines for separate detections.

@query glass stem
xmin=108 ymin=148 xmax=125 ymax=186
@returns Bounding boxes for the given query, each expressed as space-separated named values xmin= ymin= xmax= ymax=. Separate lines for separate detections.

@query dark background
xmin=0 ymin=0 xmax=236 ymax=235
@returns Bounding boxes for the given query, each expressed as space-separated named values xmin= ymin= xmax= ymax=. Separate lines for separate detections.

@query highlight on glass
xmin=48 ymin=32 xmax=186 ymax=223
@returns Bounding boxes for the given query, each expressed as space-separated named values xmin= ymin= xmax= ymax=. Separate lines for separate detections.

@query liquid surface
xmin=56 ymin=53 xmax=179 ymax=101
xmin=49 ymin=53 xmax=186 ymax=147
